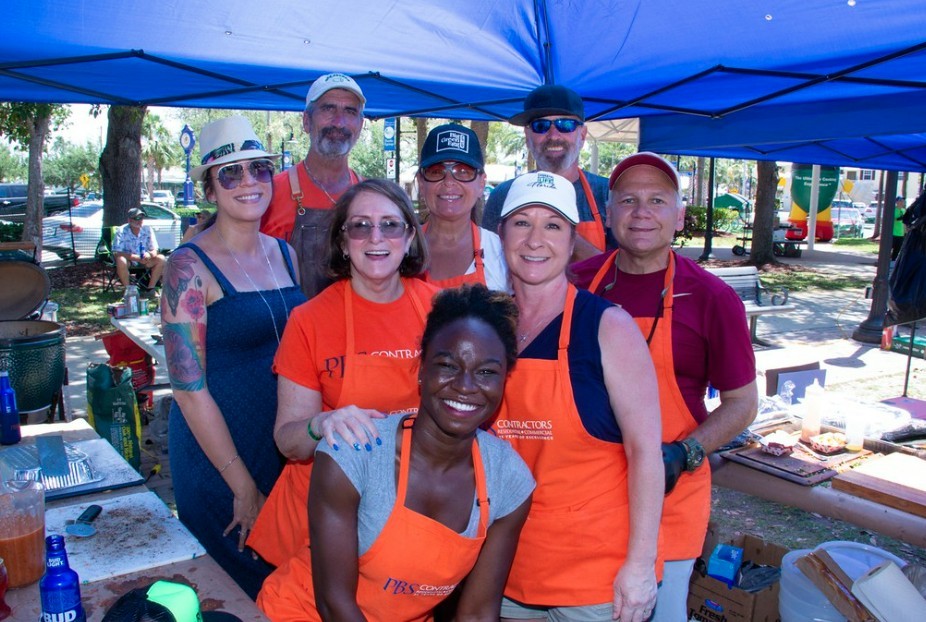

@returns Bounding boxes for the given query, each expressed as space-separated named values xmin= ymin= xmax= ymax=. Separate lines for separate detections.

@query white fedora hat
xmin=190 ymin=115 xmax=279 ymax=181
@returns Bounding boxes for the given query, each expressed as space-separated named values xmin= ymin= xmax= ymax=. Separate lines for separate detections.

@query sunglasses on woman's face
xmin=342 ymin=218 xmax=410 ymax=240
xmin=215 ymin=159 xmax=275 ymax=190
xmin=529 ymin=118 xmax=584 ymax=134
xmin=420 ymin=162 xmax=479 ymax=183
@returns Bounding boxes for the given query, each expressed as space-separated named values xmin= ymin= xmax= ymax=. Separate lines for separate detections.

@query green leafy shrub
xmin=0 ymin=221 xmax=24 ymax=242
xmin=684 ymin=205 xmax=740 ymax=232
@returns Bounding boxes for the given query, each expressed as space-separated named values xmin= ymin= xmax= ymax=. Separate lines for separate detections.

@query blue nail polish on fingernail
xmin=353 ymin=443 xmax=361 ymax=451
xmin=375 ymin=437 xmax=382 ymax=446
xmin=365 ymin=443 xmax=372 ymax=451
xmin=333 ymin=444 xmax=339 ymax=451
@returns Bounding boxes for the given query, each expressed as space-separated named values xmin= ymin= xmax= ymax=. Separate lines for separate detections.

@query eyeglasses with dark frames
xmin=420 ymin=162 xmax=479 ymax=183
xmin=342 ymin=218 xmax=410 ymax=240
xmin=215 ymin=158 xmax=276 ymax=190
xmin=528 ymin=118 xmax=584 ymax=134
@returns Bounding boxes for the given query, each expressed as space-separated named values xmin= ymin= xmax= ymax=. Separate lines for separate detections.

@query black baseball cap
xmin=127 ymin=207 xmax=148 ymax=220
xmin=419 ymin=124 xmax=484 ymax=171
xmin=509 ymin=84 xmax=585 ymax=126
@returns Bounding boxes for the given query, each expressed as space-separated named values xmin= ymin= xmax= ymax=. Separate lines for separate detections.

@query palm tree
xmin=141 ymin=114 xmax=178 ymax=197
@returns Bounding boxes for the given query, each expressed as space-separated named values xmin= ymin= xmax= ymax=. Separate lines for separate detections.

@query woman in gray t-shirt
xmin=258 ymin=285 xmax=534 ymax=621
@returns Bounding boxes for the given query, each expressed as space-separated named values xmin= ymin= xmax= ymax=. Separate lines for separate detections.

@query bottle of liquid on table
xmin=800 ymin=379 xmax=824 ymax=442
xmin=0 ymin=371 xmax=20 ymax=446
xmin=123 ymin=284 xmax=140 ymax=318
xmin=39 ymin=535 xmax=86 ymax=622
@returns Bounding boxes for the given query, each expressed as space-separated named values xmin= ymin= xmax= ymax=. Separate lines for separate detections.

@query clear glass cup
xmin=0 ymin=480 xmax=45 ymax=587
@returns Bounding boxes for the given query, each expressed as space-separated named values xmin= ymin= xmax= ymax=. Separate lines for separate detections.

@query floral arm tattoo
xmin=162 ymin=251 xmax=208 ymax=392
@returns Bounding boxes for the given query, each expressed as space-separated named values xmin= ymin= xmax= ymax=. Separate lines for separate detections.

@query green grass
xmin=53 ymin=283 xmax=123 ymax=332
xmin=759 ymin=270 xmax=870 ymax=292
xmin=833 ymin=237 xmax=880 ymax=254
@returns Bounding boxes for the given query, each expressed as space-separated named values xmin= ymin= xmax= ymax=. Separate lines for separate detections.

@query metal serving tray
xmin=1 ymin=443 xmax=103 ymax=491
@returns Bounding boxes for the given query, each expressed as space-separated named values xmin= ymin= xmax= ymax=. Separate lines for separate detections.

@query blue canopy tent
xmin=2 ymin=0 xmax=926 ymax=161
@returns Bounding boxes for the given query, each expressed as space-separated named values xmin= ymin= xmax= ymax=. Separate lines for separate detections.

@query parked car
xmin=831 ymin=207 xmax=864 ymax=238
xmin=854 ymin=201 xmax=875 ymax=223
xmin=0 ymin=182 xmax=79 ymax=223
xmin=862 ymin=201 xmax=880 ymax=222
xmin=43 ymin=201 xmax=182 ymax=260
xmin=151 ymin=190 xmax=174 ymax=209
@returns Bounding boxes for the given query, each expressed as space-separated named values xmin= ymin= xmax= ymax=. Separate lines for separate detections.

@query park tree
xmin=0 ymin=143 xmax=27 ymax=182
xmin=45 ymin=138 xmax=100 ymax=192
xmin=141 ymin=114 xmax=179 ymax=197
xmin=99 ymin=105 xmax=146 ymax=228
xmin=749 ymin=160 xmax=780 ymax=266
xmin=0 ymin=103 xmax=69 ymax=247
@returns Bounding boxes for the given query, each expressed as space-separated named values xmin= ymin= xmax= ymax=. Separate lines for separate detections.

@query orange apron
xmin=575 ymin=170 xmax=606 ymax=253
xmin=249 ymin=281 xmax=428 ymax=567
xmin=492 ymin=285 xmax=659 ymax=606
xmin=589 ymin=250 xmax=710 ymax=561
xmin=423 ymin=222 xmax=487 ymax=288
xmin=258 ymin=417 xmax=489 ymax=622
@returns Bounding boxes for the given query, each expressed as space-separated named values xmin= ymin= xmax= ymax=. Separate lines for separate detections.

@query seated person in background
xmin=113 ymin=207 xmax=166 ymax=292
xmin=180 ymin=209 xmax=215 ymax=243
xmin=258 ymin=284 xmax=534 ymax=622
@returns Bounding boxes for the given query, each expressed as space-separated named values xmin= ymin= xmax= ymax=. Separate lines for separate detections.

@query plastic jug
xmin=0 ymin=479 xmax=45 ymax=587
xmin=801 ymin=379 xmax=825 ymax=442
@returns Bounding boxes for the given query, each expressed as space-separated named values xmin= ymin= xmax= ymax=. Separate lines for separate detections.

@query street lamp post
xmin=179 ymin=125 xmax=195 ymax=207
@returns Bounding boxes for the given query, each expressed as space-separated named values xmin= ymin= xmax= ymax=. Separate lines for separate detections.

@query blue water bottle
xmin=39 ymin=535 xmax=87 ymax=622
xmin=0 ymin=370 xmax=20 ymax=445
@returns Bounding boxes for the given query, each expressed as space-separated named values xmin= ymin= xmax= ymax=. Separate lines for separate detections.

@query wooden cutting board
xmin=45 ymin=491 xmax=206 ymax=582
xmin=832 ymin=453 xmax=926 ymax=518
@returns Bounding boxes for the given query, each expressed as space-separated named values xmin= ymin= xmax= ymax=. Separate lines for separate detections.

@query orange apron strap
xmin=558 ymin=284 xmax=578 ymax=353
xmin=577 ymin=170 xmax=606 ymax=252
xmin=588 ymin=249 xmax=620 ymax=294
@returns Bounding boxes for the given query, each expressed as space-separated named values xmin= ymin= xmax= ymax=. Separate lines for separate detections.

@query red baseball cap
xmin=609 ymin=152 xmax=680 ymax=191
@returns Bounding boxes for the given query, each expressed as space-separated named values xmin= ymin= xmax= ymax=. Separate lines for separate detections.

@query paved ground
xmin=49 ymin=241 xmax=926 ymax=562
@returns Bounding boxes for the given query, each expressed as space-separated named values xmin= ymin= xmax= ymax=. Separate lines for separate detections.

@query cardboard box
xmin=890 ymin=334 xmax=926 ymax=359
xmin=687 ymin=529 xmax=790 ymax=622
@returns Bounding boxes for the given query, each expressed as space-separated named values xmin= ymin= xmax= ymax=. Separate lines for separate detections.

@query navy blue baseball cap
xmin=419 ymin=124 xmax=484 ymax=171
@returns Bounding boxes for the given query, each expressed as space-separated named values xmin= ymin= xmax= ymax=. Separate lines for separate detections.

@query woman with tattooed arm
xmin=161 ymin=116 xmax=306 ymax=598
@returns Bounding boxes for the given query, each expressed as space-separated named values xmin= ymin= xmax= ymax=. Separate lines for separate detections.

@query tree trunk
xmin=471 ymin=121 xmax=489 ymax=159
xmin=695 ymin=156 xmax=707 ymax=206
xmin=749 ymin=160 xmax=779 ymax=266
xmin=23 ymin=111 xmax=51 ymax=250
xmin=146 ymin=157 xmax=155 ymax=198
xmin=414 ymin=118 xmax=428 ymax=163
xmin=100 ymin=106 xmax=146 ymax=228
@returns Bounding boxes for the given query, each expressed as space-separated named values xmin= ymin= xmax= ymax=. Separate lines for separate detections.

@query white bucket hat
xmin=306 ymin=73 xmax=366 ymax=106
xmin=500 ymin=172 xmax=579 ymax=224
xmin=190 ymin=115 xmax=279 ymax=182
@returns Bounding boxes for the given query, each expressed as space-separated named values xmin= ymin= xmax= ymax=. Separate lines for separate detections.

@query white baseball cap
xmin=306 ymin=73 xmax=366 ymax=106
xmin=500 ymin=172 xmax=579 ymax=224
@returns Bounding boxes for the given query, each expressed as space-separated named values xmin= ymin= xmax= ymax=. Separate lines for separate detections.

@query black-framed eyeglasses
xmin=420 ymin=162 xmax=479 ymax=183
xmin=529 ymin=118 xmax=584 ymax=134
xmin=215 ymin=158 xmax=275 ymax=190
xmin=342 ymin=218 xmax=410 ymax=240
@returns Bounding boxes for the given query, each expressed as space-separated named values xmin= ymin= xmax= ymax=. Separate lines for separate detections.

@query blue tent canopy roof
xmin=5 ymin=1 xmax=926 ymax=170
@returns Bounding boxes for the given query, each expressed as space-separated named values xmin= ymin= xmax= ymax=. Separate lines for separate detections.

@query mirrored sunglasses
xmin=420 ymin=162 xmax=479 ymax=183
xmin=342 ymin=218 xmax=410 ymax=240
xmin=130 ymin=216 xmax=144 ymax=221
xmin=215 ymin=158 xmax=275 ymax=190
xmin=529 ymin=118 xmax=584 ymax=134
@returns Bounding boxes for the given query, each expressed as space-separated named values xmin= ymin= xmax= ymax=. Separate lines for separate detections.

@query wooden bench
xmin=707 ymin=266 xmax=796 ymax=344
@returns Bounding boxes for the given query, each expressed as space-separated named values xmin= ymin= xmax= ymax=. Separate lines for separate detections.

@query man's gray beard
xmin=315 ymin=135 xmax=354 ymax=157
xmin=534 ymin=145 xmax=580 ymax=175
